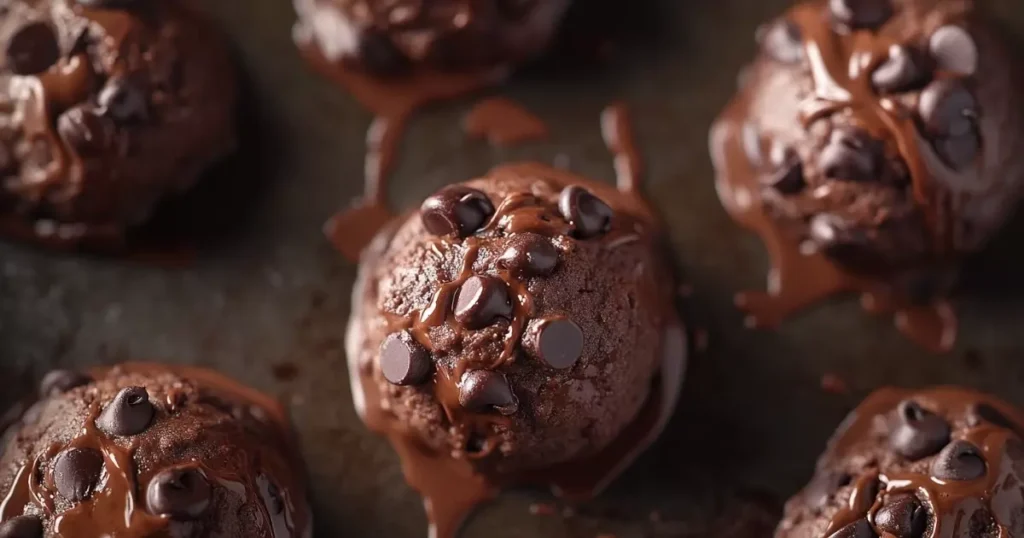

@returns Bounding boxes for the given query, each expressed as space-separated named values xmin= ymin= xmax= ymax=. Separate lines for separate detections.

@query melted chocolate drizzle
xmin=464 ymin=97 xmax=549 ymax=147
xmin=711 ymin=1 xmax=966 ymax=352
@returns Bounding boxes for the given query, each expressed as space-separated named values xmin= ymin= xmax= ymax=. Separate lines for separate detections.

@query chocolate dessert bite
xmin=346 ymin=162 xmax=686 ymax=538
xmin=293 ymin=0 xmax=571 ymax=77
xmin=777 ymin=386 xmax=1024 ymax=538
xmin=0 ymin=363 xmax=310 ymax=538
xmin=0 ymin=0 xmax=237 ymax=248
xmin=710 ymin=0 xmax=1024 ymax=351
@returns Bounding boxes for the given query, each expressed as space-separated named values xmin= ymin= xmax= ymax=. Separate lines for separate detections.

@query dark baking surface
xmin=2 ymin=0 xmax=1024 ymax=537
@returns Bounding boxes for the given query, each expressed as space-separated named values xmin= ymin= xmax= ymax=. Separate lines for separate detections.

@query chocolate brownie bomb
xmin=0 ymin=364 xmax=311 ymax=537
xmin=0 ymin=0 xmax=236 ymax=246
xmin=293 ymin=0 xmax=570 ymax=75
xmin=776 ymin=387 xmax=1024 ymax=538
xmin=346 ymin=162 xmax=686 ymax=537
xmin=710 ymin=0 xmax=1024 ymax=350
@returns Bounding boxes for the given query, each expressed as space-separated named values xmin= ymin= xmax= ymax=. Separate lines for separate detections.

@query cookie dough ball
xmin=0 ymin=0 xmax=237 ymax=244
xmin=294 ymin=0 xmax=571 ymax=75
xmin=0 ymin=364 xmax=310 ymax=537
xmin=777 ymin=386 xmax=1024 ymax=538
xmin=730 ymin=0 xmax=1024 ymax=275
xmin=348 ymin=163 xmax=680 ymax=474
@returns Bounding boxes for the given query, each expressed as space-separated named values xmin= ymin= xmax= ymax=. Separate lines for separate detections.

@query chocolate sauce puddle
xmin=464 ymin=97 xmax=548 ymax=147
xmin=710 ymin=3 xmax=958 ymax=352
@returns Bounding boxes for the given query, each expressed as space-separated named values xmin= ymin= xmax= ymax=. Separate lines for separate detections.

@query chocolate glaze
xmin=710 ymin=0 xmax=1024 ymax=352
xmin=0 ymin=363 xmax=311 ymax=538
xmin=601 ymin=103 xmax=643 ymax=194
xmin=464 ymin=97 xmax=549 ymax=147
xmin=345 ymin=162 xmax=686 ymax=538
xmin=777 ymin=386 xmax=1024 ymax=538
xmin=0 ymin=0 xmax=237 ymax=249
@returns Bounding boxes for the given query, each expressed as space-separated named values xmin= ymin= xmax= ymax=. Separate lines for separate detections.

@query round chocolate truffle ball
xmin=346 ymin=162 xmax=684 ymax=474
xmin=0 ymin=363 xmax=311 ymax=537
xmin=715 ymin=0 xmax=1024 ymax=277
xmin=0 ymin=0 xmax=237 ymax=246
xmin=776 ymin=387 xmax=1024 ymax=538
xmin=293 ymin=0 xmax=571 ymax=75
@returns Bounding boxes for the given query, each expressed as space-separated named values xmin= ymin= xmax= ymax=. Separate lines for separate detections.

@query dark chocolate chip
xmin=39 ymin=370 xmax=91 ymax=397
xmin=454 ymin=275 xmax=512 ymax=329
xmin=96 ymin=386 xmax=155 ymax=437
xmin=53 ymin=447 xmax=104 ymax=502
xmin=146 ymin=466 xmax=212 ymax=519
xmin=829 ymin=0 xmax=893 ymax=30
xmin=967 ymin=403 xmax=1017 ymax=430
xmin=497 ymin=233 xmax=559 ymax=278
xmin=763 ymin=147 xmax=805 ymax=194
xmin=808 ymin=214 xmax=869 ymax=258
xmin=420 ymin=186 xmax=494 ymax=238
xmin=357 ymin=30 xmax=411 ymax=76
xmin=458 ymin=370 xmax=518 ymax=415
xmin=6 ymin=22 xmax=60 ymax=76
xmin=875 ymin=493 xmax=927 ymax=537
xmin=379 ymin=331 xmax=432 ymax=386
xmin=258 ymin=475 xmax=284 ymax=515
xmin=872 ymin=45 xmax=929 ymax=93
xmin=528 ymin=318 xmax=584 ymax=370
xmin=918 ymin=80 xmax=979 ymax=170
xmin=931 ymin=440 xmax=986 ymax=481
xmin=929 ymin=25 xmax=977 ymax=76
xmin=98 ymin=79 xmax=149 ymax=122
xmin=890 ymin=399 xmax=951 ymax=460
xmin=558 ymin=186 xmax=613 ymax=239
xmin=757 ymin=19 xmax=804 ymax=64
xmin=818 ymin=128 xmax=881 ymax=182
xmin=827 ymin=519 xmax=877 ymax=538
xmin=0 ymin=516 xmax=43 ymax=538
xmin=57 ymin=107 xmax=114 ymax=154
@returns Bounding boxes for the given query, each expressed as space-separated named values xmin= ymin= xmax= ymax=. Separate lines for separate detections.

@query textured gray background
xmin=2 ymin=0 xmax=1024 ymax=536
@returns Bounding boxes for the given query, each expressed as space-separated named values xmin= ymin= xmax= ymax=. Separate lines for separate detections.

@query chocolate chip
xmin=53 ymin=447 xmax=104 ymax=502
xmin=741 ymin=122 xmax=764 ymax=167
xmin=380 ymin=331 xmax=432 ymax=386
xmin=96 ymin=386 xmax=155 ymax=437
xmin=808 ymin=214 xmax=869 ymax=259
xmin=454 ymin=275 xmax=512 ymax=329
xmin=497 ymin=234 xmax=559 ymax=278
xmin=0 ymin=516 xmax=43 ymax=538
xmin=827 ymin=519 xmax=877 ymax=538
xmin=829 ymin=0 xmax=893 ymax=30
xmin=918 ymin=80 xmax=979 ymax=170
xmin=357 ymin=30 xmax=410 ymax=76
xmin=6 ymin=22 xmax=59 ymax=76
xmin=932 ymin=440 xmax=986 ymax=481
xmin=420 ymin=186 xmax=494 ymax=238
xmin=929 ymin=26 xmax=977 ymax=76
xmin=875 ymin=493 xmax=927 ymax=537
xmin=57 ymin=107 xmax=114 ymax=154
xmin=39 ymin=370 xmax=91 ymax=397
xmin=458 ymin=370 xmax=518 ymax=415
xmin=872 ymin=45 xmax=929 ymax=93
xmin=763 ymin=147 xmax=805 ymax=194
xmin=258 ymin=475 xmax=285 ymax=515
xmin=559 ymin=186 xmax=613 ymax=239
xmin=98 ymin=79 xmax=149 ymax=122
xmin=146 ymin=466 xmax=212 ymax=519
xmin=757 ymin=19 xmax=803 ymax=64
xmin=890 ymin=400 xmax=951 ymax=460
xmin=967 ymin=403 xmax=1017 ymax=430
xmin=527 ymin=318 xmax=584 ymax=370
xmin=818 ymin=128 xmax=881 ymax=182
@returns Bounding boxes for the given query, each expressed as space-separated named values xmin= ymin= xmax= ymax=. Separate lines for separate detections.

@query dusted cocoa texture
xmin=0 ymin=363 xmax=311 ymax=538
xmin=777 ymin=386 xmax=1024 ymax=538
xmin=0 ymin=0 xmax=237 ymax=246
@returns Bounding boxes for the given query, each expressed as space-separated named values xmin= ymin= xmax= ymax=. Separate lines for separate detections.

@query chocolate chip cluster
xmin=0 ymin=365 xmax=310 ymax=538
xmin=777 ymin=387 xmax=1024 ymax=538
xmin=739 ymin=0 xmax=1023 ymax=274
xmin=352 ymin=166 xmax=672 ymax=472
xmin=0 ymin=0 xmax=236 ymax=245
